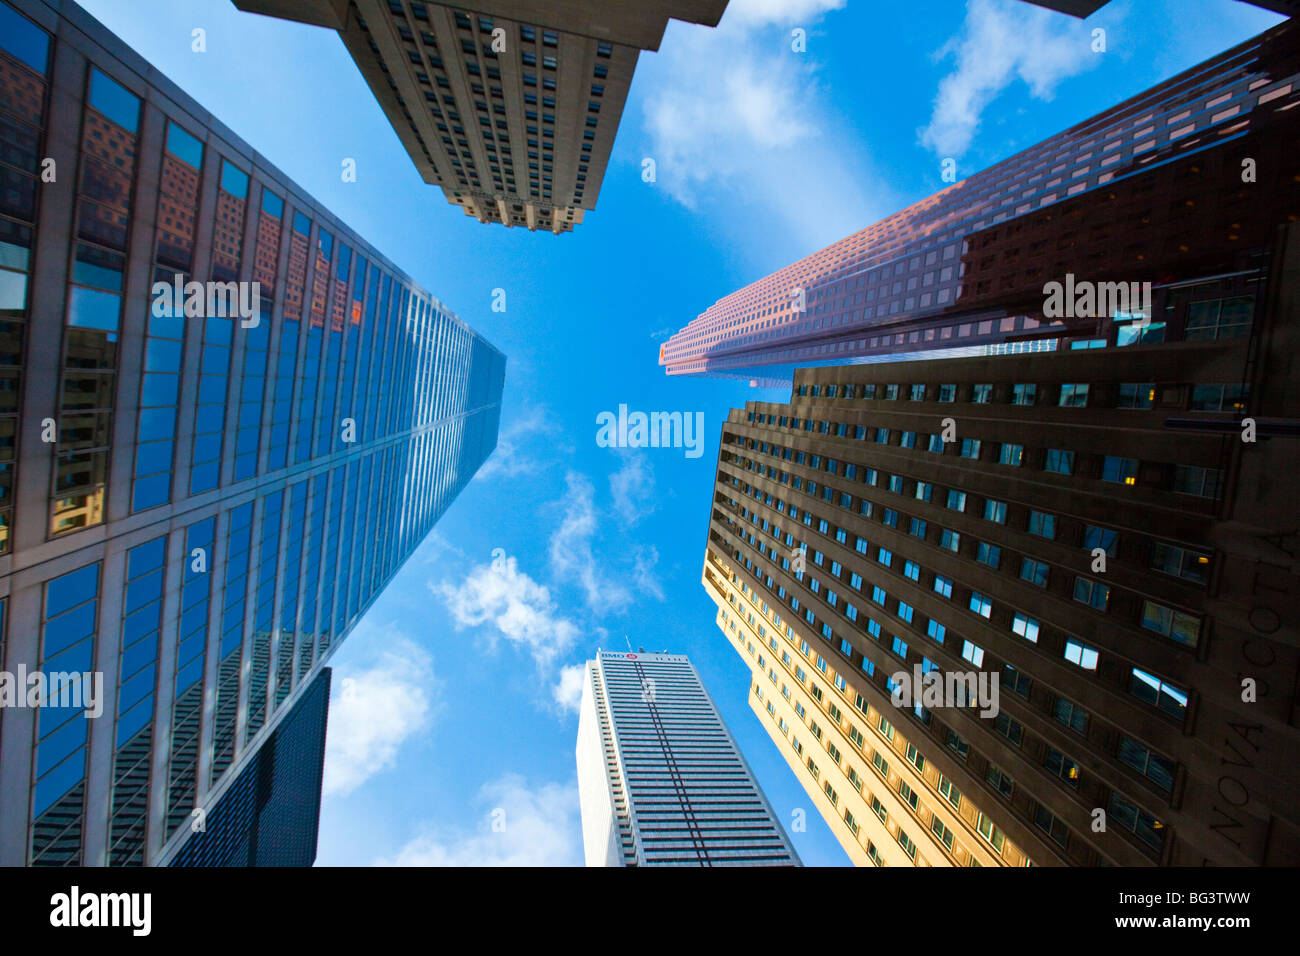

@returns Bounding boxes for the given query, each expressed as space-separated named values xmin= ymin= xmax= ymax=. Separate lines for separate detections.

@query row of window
xmin=795 ymin=378 xmax=1248 ymax=413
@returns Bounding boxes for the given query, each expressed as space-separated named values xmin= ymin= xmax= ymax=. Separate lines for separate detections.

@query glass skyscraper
xmin=0 ymin=0 xmax=505 ymax=865
xmin=576 ymin=650 xmax=801 ymax=866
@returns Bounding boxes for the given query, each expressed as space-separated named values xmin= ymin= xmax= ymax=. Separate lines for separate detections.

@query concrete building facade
xmin=700 ymin=223 xmax=1299 ymax=864
xmin=232 ymin=0 xmax=729 ymax=232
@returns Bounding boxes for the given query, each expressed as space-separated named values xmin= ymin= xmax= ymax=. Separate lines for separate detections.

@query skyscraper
xmin=700 ymin=213 xmax=1298 ymax=865
xmin=0 ymin=0 xmax=505 ymax=866
xmin=576 ymin=650 xmax=801 ymax=866
xmin=1023 ymin=1 xmax=1297 ymax=17
xmin=169 ymin=667 xmax=331 ymax=866
xmin=232 ymin=1 xmax=730 ymax=233
xmin=1018 ymin=0 xmax=1112 ymax=15
xmin=659 ymin=20 xmax=1300 ymax=382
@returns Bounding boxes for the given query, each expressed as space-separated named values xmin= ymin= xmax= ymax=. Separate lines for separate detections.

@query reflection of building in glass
xmin=232 ymin=0 xmax=729 ymax=233
xmin=0 ymin=0 xmax=505 ymax=866
xmin=169 ymin=668 xmax=331 ymax=867
xmin=660 ymin=20 xmax=1300 ymax=383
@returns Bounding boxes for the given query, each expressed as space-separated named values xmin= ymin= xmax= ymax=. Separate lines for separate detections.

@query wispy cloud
xmin=375 ymin=773 xmax=581 ymax=866
xmin=474 ymin=404 xmax=560 ymax=481
xmin=638 ymin=0 xmax=877 ymax=251
xmin=323 ymin=634 xmax=436 ymax=797
xmin=632 ymin=545 xmax=665 ymax=601
xmin=608 ymin=452 xmax=657 ymax=527
xmin=548 ymin=471 xmax=629 ymax=608
xmin=919 ymin=0 xmax=1109 ymax=159
xmin=436 ymin=550 xmax=580 ymax=674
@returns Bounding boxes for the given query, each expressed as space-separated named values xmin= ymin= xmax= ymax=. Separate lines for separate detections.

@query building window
xmin=878 ymin=714 xmax=895 ymax=741
xmin=1019 ymin=558 xmax=1049 ymax=587
xmin=1172 ymin=465 xmax=1222 ymax=499
xmin=1033 ymin=804 xmax=1070 ymax=846
xmin=1003 ymin=665 xmax=1031 ymax=699
xmin=1044 ymin=749 xmax=1081 ymax=788
xmin=1102 ymin=455 xmax=1139 ymax=485
xmin=1189 ymin=383 xmax=1248 ymax=412
xmin=1082 ymin=525 xmax=1118 ymax=556
xmin=1184 ymin=296 xmax=1253 ymax=341
xmin=986 ymin=763 xmax=1013 ymax=797
xmin=1140 ymin=601 xmax=1201 ymax=647
xmin=1011 ymin=383 xmax=1036 ymax=406
xmin=1044 ymin=449 xmax=1074 ymax=475
xmin=898 ymin=830 xmax=918 ymax=860
xmin=945 ymin=729 xmax=970 ymax=758
xmin=1054 ymin=696 xmax=1089 ymax=735
xmin=1027 ymin=510 xmax=1056 ymax=539
xmin=1058 ymin=384 xmax=1089 ymax=407
xmin=1117 ymin=736 xmax=1176 ymax=792
xmin=1130 ymin=667 xmax=1189 ymax=717
xmin=1064 ymin=639 xmax=1099 ymax=670
xmin=1116 ymin=383 xmax=1155 ymax=409
xmin=1073 ymin=576 xmax=1110 ymax=611
xmin=1150 ymin=543 xmax=1211 ymax=584
xmin=976 ymin=813 xmax=1006 ymax=852
xmin=998 ymin=443 xmax=1024 ymax=466
xmin=1011 ymin=613 xmax=1039 ymax=642
xmin=1108 ymin=792 xmax=1165 ymax=850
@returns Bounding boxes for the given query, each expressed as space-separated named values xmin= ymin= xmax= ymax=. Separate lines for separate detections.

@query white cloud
xmin=548 ymin=471 xmax=629 ymax=608
xmin=436 ymin=551 xmax=579 ymax=673
xmin=323 ymin=636 xmax=435 ymax=797
xmin=474 ymin=404 xmax=559 ymax=481
xmin=725 ymin=0 xmax=847 ymax=27
xmin=919 ymin=0 xmax=1108 ymax=159
xmin=376 ymin=773 xmax=582 ymax=867
xmin=608 ymin=452 xmax=657 ymax=527
xmin=632 ymin=545 xmax=665 ymax=601
xmin=638 ymin=0 xmax=878 ymax=251
xmin=552 ymin=664 xmax=586 ymax=714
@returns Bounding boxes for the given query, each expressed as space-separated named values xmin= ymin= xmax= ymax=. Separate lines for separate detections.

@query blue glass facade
xmin=0 ymin=0 xmax=505 ymax=865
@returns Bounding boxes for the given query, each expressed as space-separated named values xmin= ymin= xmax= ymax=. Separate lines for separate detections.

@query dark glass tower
xmin=0 ymin=0 xmax=505 ymax=865
xmin=170 ymin=668 xmax=331 ymax=867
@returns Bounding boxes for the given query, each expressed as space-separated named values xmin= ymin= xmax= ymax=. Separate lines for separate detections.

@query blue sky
xmin=77 ymin=0 xmax=1283 ymax=866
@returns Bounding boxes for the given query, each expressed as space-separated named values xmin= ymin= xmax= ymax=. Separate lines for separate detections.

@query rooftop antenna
xmin=623 ymin=634 xmax=633 ymax=652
